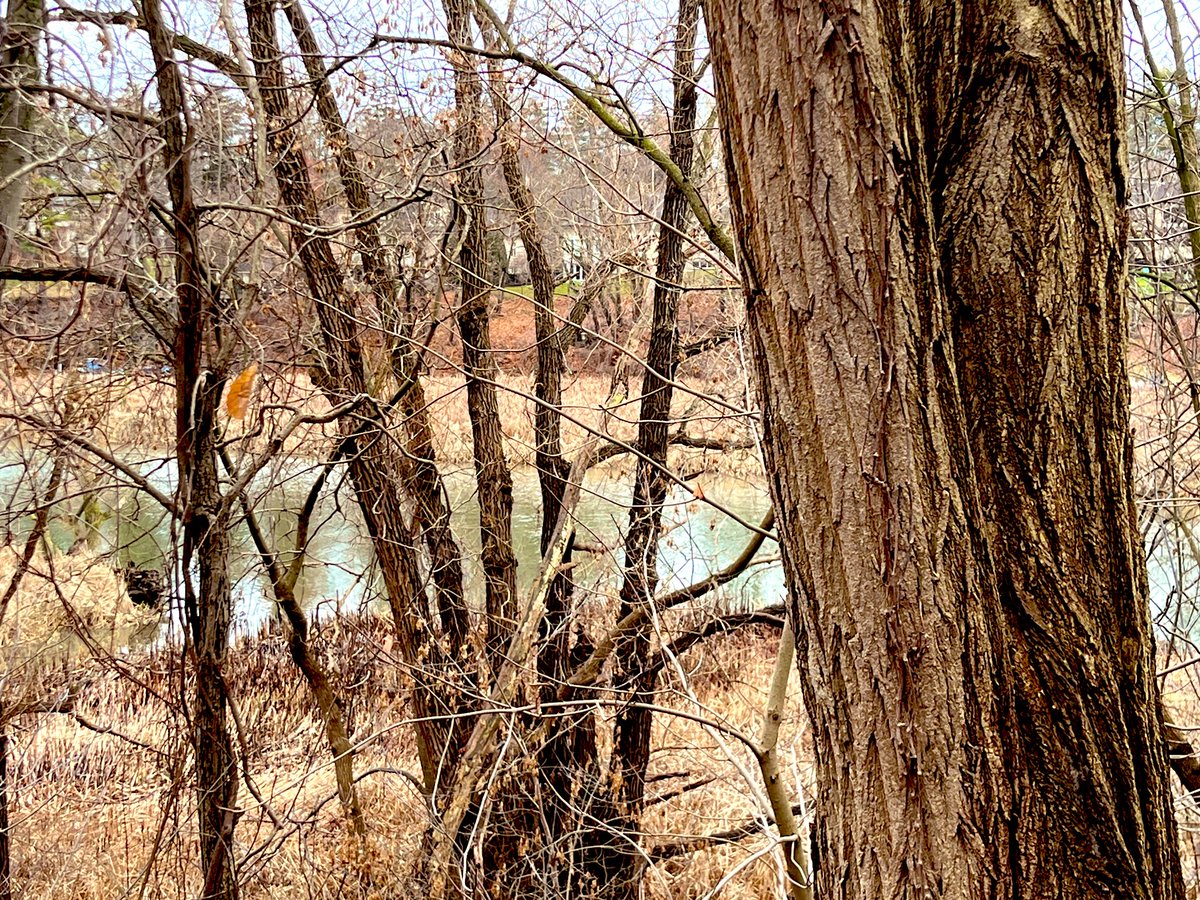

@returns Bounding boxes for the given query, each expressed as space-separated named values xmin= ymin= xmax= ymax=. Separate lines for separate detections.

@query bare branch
xmin=564 ymin=507 xmax=776 ymax=696
xmin=56 ymin=6 xmax=245 ymax=86
xmin=371 ymin=26 xmax=737 ymax=262
xmin=0 ymin=412 xmax=179 ymax=515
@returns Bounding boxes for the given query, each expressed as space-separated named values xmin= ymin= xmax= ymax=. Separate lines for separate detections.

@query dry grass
xmin=7 ymin=314 xmax=1197 ymax=899
xmin=3 ymin=609 xmax=807 ymax=900
xmin=0 ymin=366 xmax=761 ymax=480
xmin=0 ymin=546 xmax=158 ymax=674
xmin=0 ymin=336 xmax=782 ymax=898
xmin=639 ymin=631 xmax=813 ymax=900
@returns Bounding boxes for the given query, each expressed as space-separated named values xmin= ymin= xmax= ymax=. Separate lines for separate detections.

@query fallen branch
xmin=634 ymin=604 xmax=786 ymax=683
xmin=679 ymin=325 xmax=740 ymax=360
xmin=1165 ymin=709 xmax=1200 ymax=799
xmin=648 ymin=800 xmax=807 ymax=862
xmin=593 ymin=428 xmax=755 ymax=467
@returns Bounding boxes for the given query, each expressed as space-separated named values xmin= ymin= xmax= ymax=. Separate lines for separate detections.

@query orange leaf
xmin=225 ymin=363 xmax=258 ymax=420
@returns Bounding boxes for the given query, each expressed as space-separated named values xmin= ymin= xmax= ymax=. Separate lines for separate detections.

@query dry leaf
xmin=225 ymin=363 xmax=258 ymax=420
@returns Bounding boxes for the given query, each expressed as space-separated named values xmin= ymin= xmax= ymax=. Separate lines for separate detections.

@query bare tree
xmin=141 ymin=0 xmax=239 ymax=891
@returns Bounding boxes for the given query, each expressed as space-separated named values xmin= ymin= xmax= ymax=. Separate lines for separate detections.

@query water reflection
xmin=1146 ymin=505 xmax=1200 ymax=646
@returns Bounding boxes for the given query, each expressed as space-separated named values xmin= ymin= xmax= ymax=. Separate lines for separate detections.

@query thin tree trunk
xmin=272 ymin=574 xmax=365 ymax=834
xmin=223 ymin=450 xmax=366 ymax=836
xmin=708 ymin=0 xmax=1183 ymax=896
xmin=1129 ymin=0 xmax=1200 ymax=290
xmin=243 ymin=0 xmax=454 ymax=794
xmin=141 ymin=0 xmax=239 ymax=893
xmin=0 ymin=0 xmax=41 ymax=270
xmin=279 ymin=0 xmax=470 ymax=653
xmin=479 ymin=19 xmax=581 ymax=853
xmin=598 ymin=0 xmax=698 ymax=891
xmin=427 ymin=442 xmax=599 ymax=900
xmin=1159 ymin=0 xmax=1200 ymax=287
xmin=756 ymin=619 xmax=812 ymax=900
xmin=440 ymin=0 xmax=518 ymax=661
xmin=0 ymin=708 xmax=10 ymax=900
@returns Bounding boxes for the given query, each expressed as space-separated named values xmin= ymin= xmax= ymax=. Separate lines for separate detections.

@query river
xmin=9 ymin=453 xmax=1197 ymax=646
xmin=0 ymin=454 xmax=783 ymax=641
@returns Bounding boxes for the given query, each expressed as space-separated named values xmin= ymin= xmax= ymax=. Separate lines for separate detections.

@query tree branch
xmin=562 ymin=507 xmax=775 ymax=696
xmin=1165 ymin=709 xmax=1200 ymax=799
xmin=56 ymin=6 xmax=245 ymax=86
xmin=679 ymin=325 xmax=740 ymax=360
xmin=648 ymin=801 xmax=806 ymax=862
xmin=371 ymin=26 xmax=736 ymax=262
xmin=635 ymin=603 xmax=785 ymax=684
xmin=0 ymin=412 xmax=179 ymax=515
xmin=0 ymin=82 xmax=158 ymax=124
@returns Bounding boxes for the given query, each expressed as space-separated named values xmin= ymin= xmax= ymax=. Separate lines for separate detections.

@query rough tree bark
xmin=243 ymin=0 xmax=456 ymax=794
xmin=708 ymin=0 xmax=1183 ymax=896
xmin=479 ymin=15 xmax=570 ymax=668
xmin=480 ymin=21 xmax=582 ymax=857
xmin=0 ymin=0 xmax=41 ymax=269
xmin=142 ymin=0 xmax=239 ymax=893
xmin=279 ymin=0 xmax=470 ymax=654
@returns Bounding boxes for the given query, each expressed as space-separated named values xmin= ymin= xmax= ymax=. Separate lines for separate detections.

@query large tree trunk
xmin=708 ymin=0 xmax=1183 ymax=896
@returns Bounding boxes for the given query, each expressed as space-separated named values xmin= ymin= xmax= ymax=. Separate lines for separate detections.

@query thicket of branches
xmin=0 ymin=0 xmax=795 ymax=897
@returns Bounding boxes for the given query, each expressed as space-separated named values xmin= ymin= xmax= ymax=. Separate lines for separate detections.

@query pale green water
xmin=8 ymin=454 xmax=1199 ymax=645
xmin=1146 ymin=509 xmax=1200 ymax=643
xmin=0 ymin=455 xmax=783 ymax=640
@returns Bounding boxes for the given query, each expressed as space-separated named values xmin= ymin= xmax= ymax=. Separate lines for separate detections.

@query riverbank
xmin=1 ymin=368 xmax=764 ymax=480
